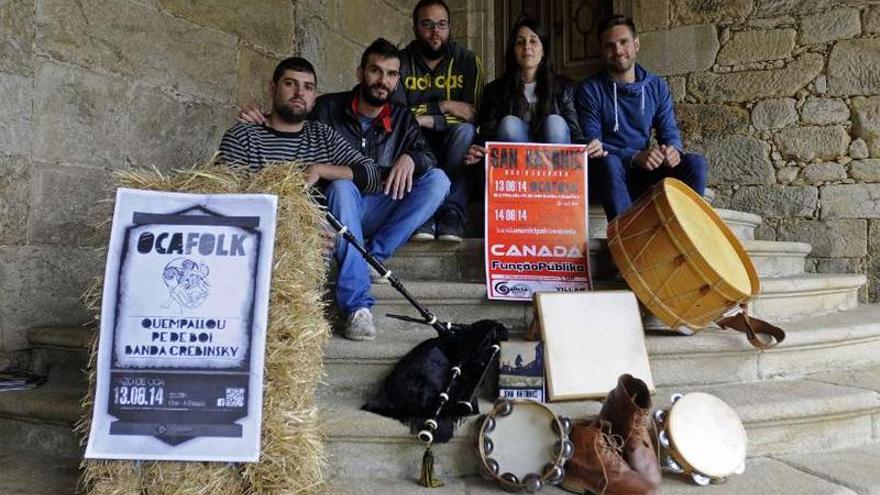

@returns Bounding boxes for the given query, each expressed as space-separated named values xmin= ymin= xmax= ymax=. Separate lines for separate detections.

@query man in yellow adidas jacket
xmin=395 ymin=0 xmax=483 ymax=242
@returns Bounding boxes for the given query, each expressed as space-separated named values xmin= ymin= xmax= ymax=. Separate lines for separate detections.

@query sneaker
xmin=344 ymin=307 xmax=376 ymax=341
xmin=436 ymin=213 xmax=464 ymax=243
xmin=369 ymin=265 xmax=390 ymax=284
xmin=410 ymin=221 xmax=435 ymax=242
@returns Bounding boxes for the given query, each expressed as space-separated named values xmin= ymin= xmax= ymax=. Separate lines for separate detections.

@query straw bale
xmin=76 ymin=160 xmax=331 ymax=494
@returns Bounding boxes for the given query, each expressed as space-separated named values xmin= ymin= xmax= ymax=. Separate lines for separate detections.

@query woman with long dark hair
xmin=478 ymin=17 xmax=587 ymax=145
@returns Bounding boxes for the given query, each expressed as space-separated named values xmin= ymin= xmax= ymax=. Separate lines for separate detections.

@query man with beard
xmin=219 ymin=57 xmax=397 ymax=342
xmin=395 ymin=0 xmax=484 ymax=242
xmin=576 ymin=15 xmax=707 ymax=221
xmin=309 ymin=38 xmax=450 ymax=338
xmin=231 ymin=44 xmax=450 ymax=342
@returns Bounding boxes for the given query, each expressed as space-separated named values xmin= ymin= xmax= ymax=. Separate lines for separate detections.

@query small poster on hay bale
xmin=77 ymin=162 xmax=331 ymax=494
xmin=85 ymin=188 xmax=277 ymax=461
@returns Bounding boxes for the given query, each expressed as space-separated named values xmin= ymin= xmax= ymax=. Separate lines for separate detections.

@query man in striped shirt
xmin=218 ymin=57 xmax=444 ymax=341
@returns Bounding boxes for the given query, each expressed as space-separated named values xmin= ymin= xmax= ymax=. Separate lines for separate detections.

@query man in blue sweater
xmin=576 ymin=15 xmax=707 ymax=220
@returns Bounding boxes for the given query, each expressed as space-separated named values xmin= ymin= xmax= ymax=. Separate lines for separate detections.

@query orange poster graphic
xmin=484 ymin=142 xmax=591 ymax=301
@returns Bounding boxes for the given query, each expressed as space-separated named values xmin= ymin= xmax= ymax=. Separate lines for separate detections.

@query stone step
xmin=777 ymin=442 xmax=880 ymax=495
xmin=367 ymin=273 xmax=865 ymax=335
xmin=1 ymin=448 xmax=79 ymax=495
xmin=1 ymin=329 xmax=91 ymax=459
xmin=585 ymin=206 xmax=761 ymax=241
xmin=321 ymin=370 xmax=880 ymax=480
xmin=0 ymin=381 xmax=84 ymax=458
xmin=321 ymin=304 xmax=880 ymax=397
xmin=750 ymin=273 xmax=864 ymax=321
xmin=386 ymin=238 xmax=811 ymax=283
xmin=26 ymin=326 xmax=94 ymax=384
xmin=742 ymin=239 xmax=811 ymax=277
xmin=326 ymin=443 xmax=880 ymax=494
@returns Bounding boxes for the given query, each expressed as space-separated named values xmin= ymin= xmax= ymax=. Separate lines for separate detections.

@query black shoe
xmin=436 ymin=213 xmax=464 ymax=243
xmin=411 ymin=220 xmax=435 ymax=242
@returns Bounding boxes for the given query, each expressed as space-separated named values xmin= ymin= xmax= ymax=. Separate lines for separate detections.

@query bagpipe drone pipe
xmin=323 ymin=210 xmax=509 ymax=444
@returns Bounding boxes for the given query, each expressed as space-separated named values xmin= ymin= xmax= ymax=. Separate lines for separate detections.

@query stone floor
xmin=3 ymin=424 xmax=878 ymax=495
xmin=327 ymin=443 xmax=880 ymax=495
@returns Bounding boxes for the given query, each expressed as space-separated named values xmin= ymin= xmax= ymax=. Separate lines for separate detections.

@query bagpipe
xmin=324 ymin=210 xmax=509 ymax=487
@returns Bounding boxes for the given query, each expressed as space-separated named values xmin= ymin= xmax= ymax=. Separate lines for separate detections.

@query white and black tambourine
xmin=477 ymin=399 xmax=572 ymax=493
xmin=652 ymin=392 xmax=747 ymax=485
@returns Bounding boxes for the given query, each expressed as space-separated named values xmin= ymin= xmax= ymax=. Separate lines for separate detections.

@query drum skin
xmin=666 ymin=392 xmax=747 ymax=479
xmin=607 ymin=178 xmax=760 ymax=332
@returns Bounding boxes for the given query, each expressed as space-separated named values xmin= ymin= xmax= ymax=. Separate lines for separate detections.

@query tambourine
xmin=652 ymin=392 xmax=747 ymax=485
xmin=477 ymin=399 xmax=572 ymax=493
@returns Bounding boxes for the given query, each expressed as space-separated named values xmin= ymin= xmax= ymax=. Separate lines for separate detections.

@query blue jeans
xmin=496 ymin=115 xmax=572 ymax=144
xmin=426 ymin=123 xmax=476 ymax=224
xmin=326 ymin=169 xmax=450 ymax=314
xmin=591 ymin=152 xmax=708 ymax=220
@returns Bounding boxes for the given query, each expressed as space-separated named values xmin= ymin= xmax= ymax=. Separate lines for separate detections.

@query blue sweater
xmin=576 ymin=64 xmax=682 ymax=165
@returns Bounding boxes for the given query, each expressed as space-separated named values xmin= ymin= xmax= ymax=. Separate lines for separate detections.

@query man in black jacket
xmin=239 ymin=40 xmax=450 ymax=341
xmin=318 ymin=39 xmax=449 ymax=340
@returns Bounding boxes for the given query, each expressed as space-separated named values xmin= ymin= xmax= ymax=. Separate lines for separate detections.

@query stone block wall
xmin=630 ymin=0 xmax=880 ymax=301
xmin=0 ymin=0 xmax=300 ymax=353
xmin=0 ymin=0 xmax=478 ymax=354
xmin=297 ymin=0 xmax=412 ymax=93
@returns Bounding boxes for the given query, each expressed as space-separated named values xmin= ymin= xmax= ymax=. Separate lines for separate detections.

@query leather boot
xmin=598 ymin=374 xmax=662 ymax=489
xmin=560 ymin=420 xmax=656 ymax=495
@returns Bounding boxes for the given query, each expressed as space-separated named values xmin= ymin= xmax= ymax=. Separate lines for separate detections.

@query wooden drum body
xmin=477 ymin=399 xmax=572 ymax=493
xmin=652 ymin=392 xmax=747 ymax=485
xmin=607 ymin=178 xmax=760 ymax=333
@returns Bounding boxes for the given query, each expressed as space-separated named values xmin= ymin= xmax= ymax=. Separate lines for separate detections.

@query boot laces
xmin=593 ymin=420 xmax=626 ymax=495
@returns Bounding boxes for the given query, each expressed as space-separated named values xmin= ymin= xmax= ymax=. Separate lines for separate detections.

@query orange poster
xmin=485 ymin=142 xmax=590 ymax=301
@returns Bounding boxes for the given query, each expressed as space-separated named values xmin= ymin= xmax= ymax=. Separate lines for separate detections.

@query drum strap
xmin=716 ymin=305 xmax=786 ymax=349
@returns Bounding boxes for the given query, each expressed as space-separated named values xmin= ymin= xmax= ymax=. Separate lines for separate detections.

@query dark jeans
xmin=591 ymin=152 xmax=708 ymax=220
xmin=425 ymin=123 xmax=477 ymax=224
xmin=496 ymin=114 xmax=572 ymax=144
xmin=326 ymin=170 xmax=450 ymax=313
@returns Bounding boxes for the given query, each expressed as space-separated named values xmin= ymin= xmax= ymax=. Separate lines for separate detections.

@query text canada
xmin=490 ymin=244 xmax=584 ymax=258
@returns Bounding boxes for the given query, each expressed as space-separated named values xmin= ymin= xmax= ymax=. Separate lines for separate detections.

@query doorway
xmin=493 ymin=0 xmax=613 ymax=82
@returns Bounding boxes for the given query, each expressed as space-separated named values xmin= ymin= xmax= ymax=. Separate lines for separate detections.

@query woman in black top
xmin=478 ymin=17 xmax=585 ymax=144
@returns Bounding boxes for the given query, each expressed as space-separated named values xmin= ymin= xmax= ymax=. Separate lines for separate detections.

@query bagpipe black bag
xmin=362 ymin=319 xmax=508 ymax=443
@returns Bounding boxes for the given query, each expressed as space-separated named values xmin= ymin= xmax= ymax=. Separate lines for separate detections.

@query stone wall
xmin=296 ymin=0 xmax=494 ymax=93
xmin=0 ymin=0 xmax=481 ymax=354
xmin=629 ymin=0 xmax=880 ymax=301
xmin=0 ymin=0 xmax=300 ymax=352
xmin=297 ymin=0 xmax=412 ymax=93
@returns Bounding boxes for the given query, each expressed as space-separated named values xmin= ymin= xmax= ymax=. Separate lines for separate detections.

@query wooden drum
xmin=652 ymin=392 xmax=747 ymax=485
xmin=607 ymin=178 xmax=760 ymax=334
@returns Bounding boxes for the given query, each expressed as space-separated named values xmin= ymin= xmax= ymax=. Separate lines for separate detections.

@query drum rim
xmin=477 ymin=399 xmax=566 ymax=490
xmin=607 ymin=178 xmax=760 ymax=331
xmin=665 ymin=392 xmax=748 ymax=479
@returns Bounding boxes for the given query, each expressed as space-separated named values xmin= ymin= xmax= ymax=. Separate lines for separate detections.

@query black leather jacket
xmin=312 ymin=87 xmax=437 ymax=178
xmin=478 ymin=74 xmax=585 ymax=144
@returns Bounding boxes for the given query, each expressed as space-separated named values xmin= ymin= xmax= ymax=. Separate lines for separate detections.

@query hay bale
xmin=77 ymin=162 xmax=331 ymax=494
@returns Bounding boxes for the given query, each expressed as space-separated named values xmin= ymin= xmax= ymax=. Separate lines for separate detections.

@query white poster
xmin=85 ymin=188 xmax=277 ymax=462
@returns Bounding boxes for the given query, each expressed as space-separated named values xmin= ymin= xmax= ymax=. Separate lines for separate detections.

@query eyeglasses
xmin=418 ymin=19 xmax=449 ymax=31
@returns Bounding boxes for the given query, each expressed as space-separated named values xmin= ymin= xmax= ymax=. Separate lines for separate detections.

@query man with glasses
xmin=395 ymin=0 xmax=484 ymax=243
